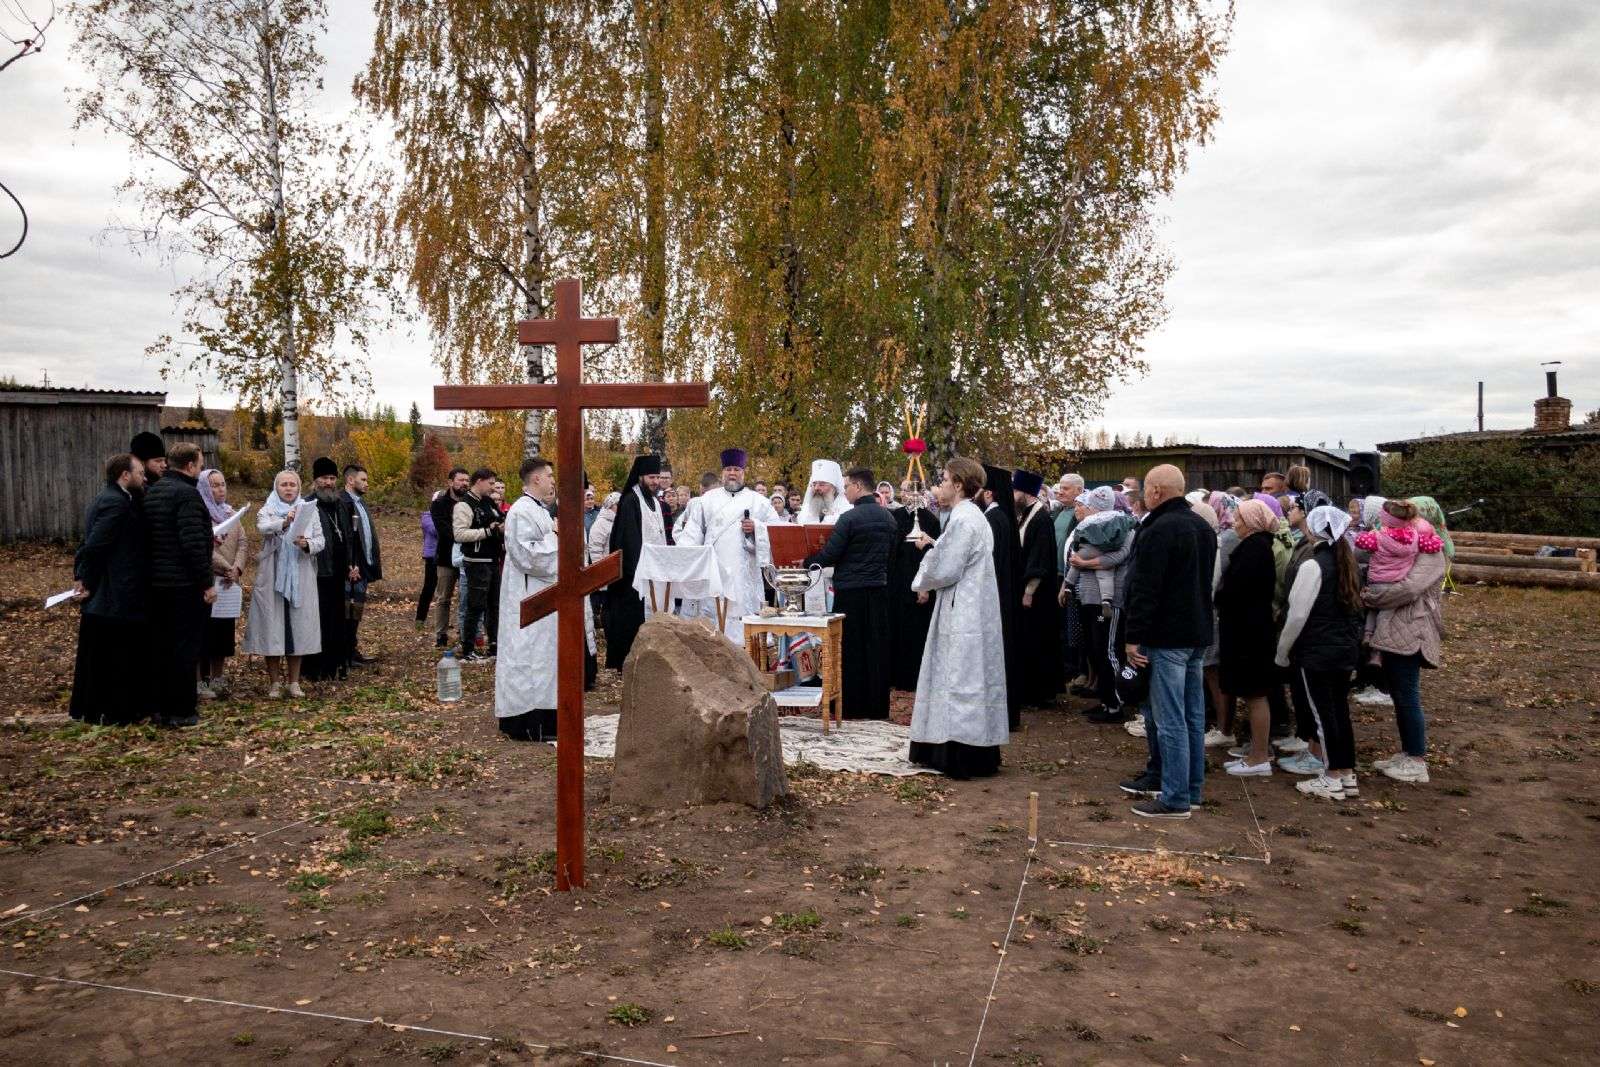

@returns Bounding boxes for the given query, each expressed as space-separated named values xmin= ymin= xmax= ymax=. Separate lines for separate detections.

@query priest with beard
xmin=676 ymin=448 xmax=781 ymax=644
xmin=888 ymin=480 xmax=940 ymax=690
xmin=803 ymin=466 xmax=898 ymax=719
xmin=795 ymin=459 xmax=848 ymax=613
xmin=982 ymin=463 xmax=1023 ymax=729
xmin=605 ymin=454 xmax=667 ymax=668
xmin=302 ymin=457 xmax=354 ymax=682
xmin=1013 ymin=469 xmax=1063 ymax=708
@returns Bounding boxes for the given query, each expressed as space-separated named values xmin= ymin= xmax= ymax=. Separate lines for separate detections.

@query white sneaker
xmin=1296 ymin=774 xmax=1346 ymax=800
xmin=1340 ymin=773 xmax=1360 ymax=798
xmin=266 ymin=683 xmax=284 ymax=700
xmin=209 ymin=676 xmax=230 ymax=699
xmin=1124 ymin=717 xmax=1146 ymax=738
xmin=196 ymin=682 xmax=217 ymax=702
xmin=1354 ymin=687 xmax=1391 ymax=706
xmin=1278 ymin=752 xmax=1326 ymax=775
xmin=1224 ymin=759 xmax=1272 ymax=777
xmin=1371 ymin=751 xmax=1405 ymax=772
xmin=1203 ymin=729 xmax=1235 ymax=748
xmin=1227 ymin=746 xmax=1251 ymax=759
xmin=1379 ymin=755 xmax=1429 ymax=784
xmin=286 ymin=683 xmax=306 ymax=699
xmin=1273 ymin=736 xmax=1309 ymax=755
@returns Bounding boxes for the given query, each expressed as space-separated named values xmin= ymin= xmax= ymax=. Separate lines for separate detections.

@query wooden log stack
xmin=1447 ymin=531 xmax=1600 ymax=590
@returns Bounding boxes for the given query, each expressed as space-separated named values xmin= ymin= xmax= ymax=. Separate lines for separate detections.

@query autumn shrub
xmin=349 ymin=425 xmax=411 ymax=490
xmin=1385 ymin=440 xmax=1600 ymax=537
xmin=408 ymin=432 xmax=452 ymax=492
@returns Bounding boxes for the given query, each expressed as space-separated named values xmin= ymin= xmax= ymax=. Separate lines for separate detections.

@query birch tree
xmin=72 ymin=0 xmax=393 ymax=470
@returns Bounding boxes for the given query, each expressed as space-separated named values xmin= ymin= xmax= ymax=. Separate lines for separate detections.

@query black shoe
xmin=1087 ymin=706 xmax=1130 ymax=724
xmin=460 ymin=650 xmax=483 ymax=664
xmin=1130 ymin=799 xmax=1191 ymax=820
xmin=1118 ymin=775 xmax=1160 ymax=797
xmin=350 ymin=650 xmax=374 ymax=665
xmin=435 ymin=635 xmax=449 ymax=649
xmin=159 ymin=714 xmax=199 ymax=729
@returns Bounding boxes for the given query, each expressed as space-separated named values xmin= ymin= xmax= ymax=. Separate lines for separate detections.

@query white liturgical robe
xmin=494 ymin=494 xmax=593 ymax=719
xmin=676 ymin=484 xmax=780 ymax=644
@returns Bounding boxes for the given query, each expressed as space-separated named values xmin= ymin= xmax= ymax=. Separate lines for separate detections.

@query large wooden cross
xmin=435 ymin=277 xmax=708 ymax=890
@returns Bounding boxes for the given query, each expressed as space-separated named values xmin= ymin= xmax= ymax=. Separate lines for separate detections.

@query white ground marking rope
xmin=966 ymin=851 xmax=1034 ymax=1067
xmin=1 ymin=799 xmax=366 ymax=929
xmin=0 ymin=968 xmax=678 ymax=1067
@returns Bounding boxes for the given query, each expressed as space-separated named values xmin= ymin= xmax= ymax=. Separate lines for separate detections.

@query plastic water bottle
xmin=437 ymin=650 xmax=462 ymax=703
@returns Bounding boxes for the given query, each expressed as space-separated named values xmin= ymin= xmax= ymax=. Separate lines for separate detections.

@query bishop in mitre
xmin=676 ymin=447 xmax=781 ymax=644
xmin=494 ymin=456 xmax=595 ymax=741
xmin=795 ymin=458 xmax=848 ymax=613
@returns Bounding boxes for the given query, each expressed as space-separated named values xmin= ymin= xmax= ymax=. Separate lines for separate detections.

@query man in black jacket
xmin=71 ymin=453 xmax=149 ymax=725
xmin=142 ymin=443 xmax=216 ymax=727
xmin=804 ymin=466 xmax=899 ymax=720
xmin=1120 ymin=464 xmax=1217 ymax=819
xmin=430 ymin=467 xmax=469 ymax=649
xmin=342 ymin=463 xmax=383 ymax=665
xmin=304 ymin=457 xmax=355 ymax=682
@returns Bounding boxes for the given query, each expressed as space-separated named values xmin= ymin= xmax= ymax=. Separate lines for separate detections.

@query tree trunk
xmin=259 ymin=11 xmax=299 ymax=472
xmin=520 ymin=25 xmax=547 ymax=459
xmin=639 ymin=0 xmax=669 ymax=456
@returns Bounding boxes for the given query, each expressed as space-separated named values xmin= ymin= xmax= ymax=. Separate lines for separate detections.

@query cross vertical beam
xmin=435 ymin=278 xmax=708 ymax=890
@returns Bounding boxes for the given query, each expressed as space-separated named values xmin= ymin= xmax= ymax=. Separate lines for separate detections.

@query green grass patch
xmin=773 ymin=907 xmax=821 ymax=933
xmin=707 ymin=926 xmax=749 ymax=950
xmin=606 ymin=1003 xmax=651 ymax=1027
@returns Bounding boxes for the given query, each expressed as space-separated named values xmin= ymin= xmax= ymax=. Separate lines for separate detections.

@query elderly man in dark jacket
xmin=804 ymin=466 xmax=899 ymax=720
xmin=1120 ymin=463 xmax=1218 ymax=819
xmin=143 ymin=442 xmax=217 ymax=727
xmin=71 ymin=453 xmax=150 ymax=725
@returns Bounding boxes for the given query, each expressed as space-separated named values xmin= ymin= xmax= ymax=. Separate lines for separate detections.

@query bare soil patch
xmin=2 ymin=512 xmax=1597 ymax=1064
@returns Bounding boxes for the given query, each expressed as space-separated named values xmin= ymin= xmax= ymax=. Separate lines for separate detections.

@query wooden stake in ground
xmin=435 ymin=277 xmax=708 ymax=890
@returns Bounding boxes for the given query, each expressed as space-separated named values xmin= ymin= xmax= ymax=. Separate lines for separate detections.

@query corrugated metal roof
xmin=0 ymin=385 xmax=167 ymax=405
xmin=1376 ymin=427 xmax=1600 ymax=451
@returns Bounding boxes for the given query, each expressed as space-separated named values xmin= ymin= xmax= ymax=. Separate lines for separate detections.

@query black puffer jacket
xmin=143 ymin=469 xmax=214 ymax=590
xmin=804 ymin=496 xmax=898 ymax=590
xmin=74 ymin=485 xmax=147 ymax=620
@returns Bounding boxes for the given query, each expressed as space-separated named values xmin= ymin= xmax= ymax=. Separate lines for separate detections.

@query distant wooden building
xmin=1377 ymin=369 xmax=1599 ymax=458
xmin=0 ymin=386 xmax=167 ymax=542
xmin=1072 ymin=444 xmax=1357 ymax=503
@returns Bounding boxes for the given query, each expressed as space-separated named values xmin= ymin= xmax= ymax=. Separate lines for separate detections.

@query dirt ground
xmin=1 ymin=509 xmax=1597 ymax=1065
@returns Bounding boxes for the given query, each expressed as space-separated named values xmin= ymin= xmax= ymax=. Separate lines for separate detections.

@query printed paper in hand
xmin=44 ymin=589 xmax=77 ymax=609
xmin=212 ymin=502 xmax=250 ymax=539
xmin=287 ymin=500 xmax=318 ymax=541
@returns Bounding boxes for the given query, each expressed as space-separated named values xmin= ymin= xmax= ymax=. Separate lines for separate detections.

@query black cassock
xmin=604 ymin=486 xmax=656 ymax=669
xmin=1015 ymin=502 xmax=1063 ymax=707
xmin=888 ymin=506 xmax=940 ymax=691
xmin=982 ymin=466 xmax=1022 ymax=729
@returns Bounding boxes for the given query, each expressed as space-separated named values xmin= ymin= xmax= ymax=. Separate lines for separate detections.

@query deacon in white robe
xmin=495 ymin=458 xmax=594 ymax=740
xmin=908 ymin=462 xmax=1008 ymax=778
xmin=676 ymin=447 xmax=781 ymax=643
xmin=795 ymin=458 xmax=848 ymax=613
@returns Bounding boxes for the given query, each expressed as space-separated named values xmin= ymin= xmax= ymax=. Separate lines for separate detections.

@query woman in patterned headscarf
xmin=1217 ymin=500 xmax=1280 ymax=776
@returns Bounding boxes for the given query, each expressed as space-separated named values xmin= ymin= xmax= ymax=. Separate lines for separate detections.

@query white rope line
xmin=966 ymin=851 xmax=1033 ymax=1067
xmin=1043 ymin=839 xmax=1269 ymax=864
xmin=1237 ymin=774 xmax=1272 ymax=865
xmin=1 ymin=800 xmax=365 ymax=929
xmin=0 ymin=968 xmax=678 ymax=1067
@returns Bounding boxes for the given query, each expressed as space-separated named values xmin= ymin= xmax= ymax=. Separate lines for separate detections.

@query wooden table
xmin=741 ymin=614 xmax=844 ymax=733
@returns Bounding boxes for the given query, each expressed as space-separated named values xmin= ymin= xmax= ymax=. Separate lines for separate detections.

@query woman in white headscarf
xmin=242 ymin=470 xmax=324 ymax=698
xmin=1272 ymin=505 xmax=1364 ymax=800
xmin=198 ymin=468 xmax=248 ymax=699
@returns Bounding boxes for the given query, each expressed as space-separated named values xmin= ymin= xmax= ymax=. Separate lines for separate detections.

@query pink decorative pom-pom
xmin=1354 ymin=530 xmax=1378 ymax=551
xmin=1418 ymin=532 xmax=1444 ymax=554
xmin=1385 ymin=526 xmax=1415 ymax=545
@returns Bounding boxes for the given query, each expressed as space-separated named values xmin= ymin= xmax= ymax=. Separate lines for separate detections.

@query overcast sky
xmin=2 ymin=2 xmax=1596 ymax=450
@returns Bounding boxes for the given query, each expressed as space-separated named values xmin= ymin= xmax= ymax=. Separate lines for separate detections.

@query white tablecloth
xmin=633 ymin=543 xmax=723 ymax=605
xmin=740 ymin=613 xmax=843 ymax=626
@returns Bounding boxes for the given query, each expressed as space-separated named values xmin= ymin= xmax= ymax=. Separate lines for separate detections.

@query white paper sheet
xmin=212 ymin=502 xmax=250 ymax=539
xmin=287 ymin=499 xmax=318 ymax=541
xmin=771 ymin=685 xmax=824 ymax=708
xmin=44 ymin=589 xmax=77 ymax=609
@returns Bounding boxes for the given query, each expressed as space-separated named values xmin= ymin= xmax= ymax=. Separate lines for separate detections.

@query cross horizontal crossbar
xmin=520 ymin=551 xmax=622 ymax=628
xmin=518 ymin=316 xmax=619 ymax=346
xmin=434 ymin=383 xmax=710 ymax=412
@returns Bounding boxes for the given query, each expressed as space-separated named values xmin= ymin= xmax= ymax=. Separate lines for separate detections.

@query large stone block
xmin=613 ymin=614 xmax=788 ymax=809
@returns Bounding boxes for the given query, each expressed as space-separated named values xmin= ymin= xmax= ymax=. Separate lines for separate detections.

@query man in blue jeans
xmin=1120 ymin=464 xmax=1217 ymax=819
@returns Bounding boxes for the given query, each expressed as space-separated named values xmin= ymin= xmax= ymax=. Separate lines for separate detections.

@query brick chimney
xmin=1533 ymin=369 xmax=1571 ymax=432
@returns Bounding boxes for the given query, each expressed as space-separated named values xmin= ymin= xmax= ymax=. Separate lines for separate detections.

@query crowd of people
xmin=66 ymin=433 xmax=1448 ymax=814
xmin=69 ymin=435 xmax=385 ymax=727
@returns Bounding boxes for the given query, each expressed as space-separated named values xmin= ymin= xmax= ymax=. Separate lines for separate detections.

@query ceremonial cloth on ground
xmin=549 ymin=713 xmax=937 ymax=776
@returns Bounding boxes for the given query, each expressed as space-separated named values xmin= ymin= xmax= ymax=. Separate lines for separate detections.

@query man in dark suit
xmin=142 ymin=442 xmax=216 ymax=727
xmin=71 ymin=453 xmax=150 ymax=725
xmin=342 ymin=463 xmax=384 ymax=665
xmin=805 ymin=466 xmax=899 ymax=720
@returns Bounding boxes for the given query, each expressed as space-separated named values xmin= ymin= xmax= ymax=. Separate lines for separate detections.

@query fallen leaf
xmin=1453 ymin=1006 xmax=1467 ymax=1018
xmin=2 ymin=904 xmax=28 ymax=917
xmin=666 ymin=1046 xmax=678 ymax=1053
xmin=1289 ymin=1025 xmax=1302 ymax=1032
xmin=295 ymin=998 xmax=313 ymax=1006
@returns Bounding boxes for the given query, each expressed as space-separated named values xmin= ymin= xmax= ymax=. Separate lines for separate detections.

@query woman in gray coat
xmin=242 ymin=470 xmax=324 ymax=698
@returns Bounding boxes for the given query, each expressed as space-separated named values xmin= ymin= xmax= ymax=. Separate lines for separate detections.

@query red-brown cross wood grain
xmin=435 ymin=277 xmax=708 ymax=890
